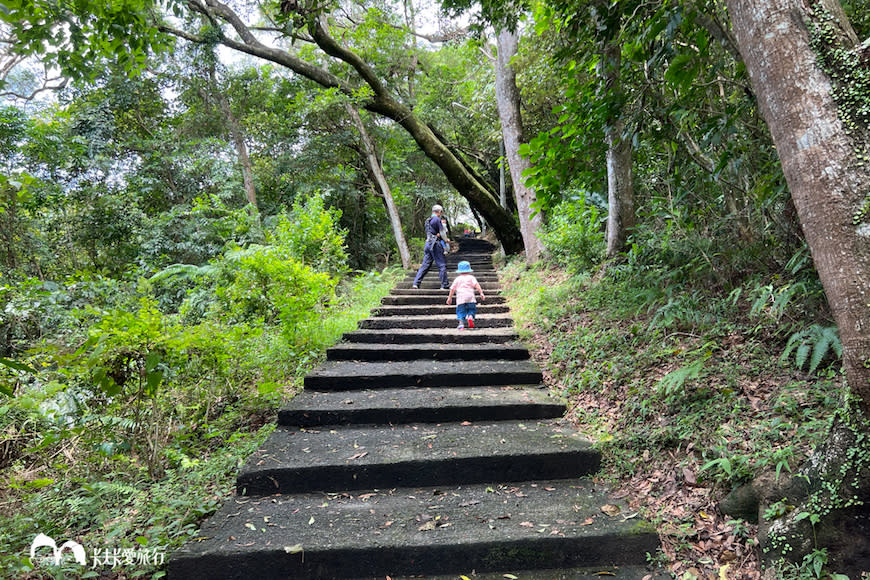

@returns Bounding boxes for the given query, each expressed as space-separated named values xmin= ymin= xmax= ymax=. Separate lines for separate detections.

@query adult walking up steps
xmin=169 ymin=238 xmax=662 ymax=580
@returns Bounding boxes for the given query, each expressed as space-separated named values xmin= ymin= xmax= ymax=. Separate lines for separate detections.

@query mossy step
xmin=403 ymin=282 xmax=503 ymax=290
xmin=404 ymin=272 xmax=499 ymax=279
xmin=278 ymin=385 xmax=562 ymax=427
xmin=236 ymin=420 xmax=599 ymax=496
xmin=341 ymin=328 xmax=520 ymax=344
xmin=326 ymin=342 xmax=530 ymax=362
xmin=304 ymin=359 xmax=541 ymax=390
xmin=358 ymin=315 xmax=514 ymax=330
xmin=372 ymin=304 xmax=510 ymax=317
xmin=381 ymin=290 xmax=505 ymax=306
xmin=390 ymin=288 xmax=502 ymax=296
xmin=382 ymin=295 xmax=507 ymax=305
xmin=168 ymin=479 xmax=657 ymax=580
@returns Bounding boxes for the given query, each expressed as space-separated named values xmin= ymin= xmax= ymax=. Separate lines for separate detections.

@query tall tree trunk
xmin=403 ymin=0 xmax=417 ymax=103
xmin=494 ymin=28 xmax=543 ymax=263
xmin=346 ymin=104 xmax=412 ymax=269
xmin=724 ymin=0 xmax=870 ymax=571
xmin=599 ymin=41 xmax=635 ymax=258
xmin=208 ymin=63 xmax=257 ymax=210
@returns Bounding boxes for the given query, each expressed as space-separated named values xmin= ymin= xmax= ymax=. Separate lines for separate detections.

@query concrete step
xmin=406 ymin=273 xmax=500 ymax=281
xmin=358 ymin=315 xmax=514 ymax=329
xmin=372 ymin=304 xmax=510 ymax=317
xmin=342 ymin=328 xmax=520 ymax=344
xmin=381 ymin=290 xmax=505 ymax=306
xmin=304 ymin=359 xmax=542 ymax=391
xmin=403 ymin=281 xmax=502 ymax=290
xmin=278 ymin=386 xmax=563 ymax=426
xmin=382 ymin=295 xmax=507 ymax=305
xmin=235 ymin=420 xmax=600 ymax=495
xmin=390 ymin=288 xmax=502 ymax=296
xmin=168 ymin=479 xmax=657 ymax=580
xmin=326 ymin=342 xmax=530 ymax=361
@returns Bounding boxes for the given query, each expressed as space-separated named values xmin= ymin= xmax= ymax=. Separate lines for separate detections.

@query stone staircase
xmin=168 ymin=238 xmax=662 ymax=579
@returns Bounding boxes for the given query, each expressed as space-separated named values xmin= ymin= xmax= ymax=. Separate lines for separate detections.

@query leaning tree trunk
xmin=169 ymin=2 xmax=525 ymax=253
xmin=346 ymin=105 xmax=413 ymax=269
xmin=724 ymin=0 xmax=870 ymax=573
xmin=599 ymin=41 xmax=635 ymax=258
xmin=495 ymin=28 xmax=543 ymax=263
xmin=208 ymin=62 xmax=257 ymax=210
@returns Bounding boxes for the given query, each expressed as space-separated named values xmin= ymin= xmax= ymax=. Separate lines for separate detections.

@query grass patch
xmin=499 ymin=257 xmax=842 ymax=576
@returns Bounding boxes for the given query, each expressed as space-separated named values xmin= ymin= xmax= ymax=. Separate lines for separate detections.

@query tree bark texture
xmin=724 ymin=0 xmax=870 ymax=572
xmin=494 ymin=28 xmax=543 ymax=263
xmin=725 ymin=0 xmax=870 ymax=410
xmin=346 ymin=105 xmax=413 ymax=269
xmin=175 ymin=1 xmax=524 ymax=254
xmin=208 ymin=61 xmax=257 ymax=209
xmin=600 ymin=42 xmax=635 ymax=258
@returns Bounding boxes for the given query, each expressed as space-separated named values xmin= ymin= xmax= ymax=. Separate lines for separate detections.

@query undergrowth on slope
xmin=0 ymin=267 xmax=403 ymax=579
xmin=499 ymin=254 xmax=843 ymax=579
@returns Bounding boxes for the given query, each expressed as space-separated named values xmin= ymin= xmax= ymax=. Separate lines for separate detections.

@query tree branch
xmin=0 ymin=74 xmax=67 ymax=101
xmin=307 ymin=13 xmax=389 ymax=99
xmin=167 ymin=0 xmax=352 ymax=94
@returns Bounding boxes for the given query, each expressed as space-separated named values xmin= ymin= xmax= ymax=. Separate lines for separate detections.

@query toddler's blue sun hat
xmin=456 ymin=261 xmax=473 ymax=273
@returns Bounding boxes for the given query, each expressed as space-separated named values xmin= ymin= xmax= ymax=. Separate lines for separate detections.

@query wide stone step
xmin=168 ymin=479 xmax=657 ymax=580
xmin=342 ymin=328 xmax=520 ymax=344
xmin=406 ymin=273 xmax=500 ymax=281
xmin=358 ymin=315 xmax=514 ymax=329
xmin=326 ymin=342 xmax=529 ymax=361
xmin=413 ymin=261 xmax=496 ymax=269
xmin=405 ymin=281 xmax=503 ymax=290
xmin=372 ymin=304 xmax=510 ymax=317
xmin=304 ymin=359 xmax=541 ymax=390
xmin=382 ymin=295 xmax=507 ymax=305
xmin=278 ymin=386 xmax=562 ymax=426
xmin=236 ymin=421 xmax=600 ymax=495
xmin=390 ymin=288 xmax=502 ymax=296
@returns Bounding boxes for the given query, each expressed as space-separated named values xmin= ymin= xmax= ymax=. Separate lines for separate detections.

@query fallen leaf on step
xmin=461 ymin=421 xmax=473 ymax=426
xmin=600 ymin=504 xmax=621 ymax=517
xmin=418 ymin=520 xmax=437 ymax=531
xmin=504 ymin=575 xmax=519 ymax=579
xmin=580 ymin=517 xmax=595 ymax=526
xmin=244 ymin=523 xmax=256 ymax=531
xmin=284 ymin=544 xmax=303 ymax=554
xmin=594 ymin=572 xmax=616 ymax=577
xmin=347 ymin=452 xmax=368 ymax=460
xmin=308 ymin=516 xmax=315 ymax=525
xmin=520 ymin=521 xmax=534 ymax=527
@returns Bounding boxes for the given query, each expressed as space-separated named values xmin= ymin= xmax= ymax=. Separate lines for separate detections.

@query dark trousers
xmin=413 ymin=242 xmax=448 ymax=288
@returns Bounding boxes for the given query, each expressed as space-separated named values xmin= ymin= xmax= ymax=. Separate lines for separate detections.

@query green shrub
xmin=540 ymin=194 xmax=605 ymax=271
xmin=211 ymin=245 xmax=337 ymax=328
xmin=271 ymin=194 xmax=349 ymax=276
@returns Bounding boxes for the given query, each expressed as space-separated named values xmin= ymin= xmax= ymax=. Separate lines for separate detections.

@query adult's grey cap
xmin=432 ymin=204 xmax=443 ymax=212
